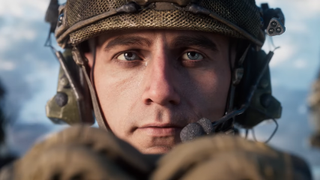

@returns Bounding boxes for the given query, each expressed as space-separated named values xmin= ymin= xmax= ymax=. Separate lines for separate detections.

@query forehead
xmin=96 ymin=29 xmax=230 ymax=47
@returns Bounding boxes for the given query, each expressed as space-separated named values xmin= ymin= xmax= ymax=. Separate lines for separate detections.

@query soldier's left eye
xmin=182 ymin=51 xmax=204 ymax=60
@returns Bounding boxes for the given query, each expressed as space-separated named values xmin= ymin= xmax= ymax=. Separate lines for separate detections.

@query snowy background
xmin=0 ymin=0 xmax=320 ymax=179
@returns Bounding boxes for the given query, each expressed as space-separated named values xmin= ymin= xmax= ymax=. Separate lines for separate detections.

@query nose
xmin=142 ymin=53 xmax=181 ymax=106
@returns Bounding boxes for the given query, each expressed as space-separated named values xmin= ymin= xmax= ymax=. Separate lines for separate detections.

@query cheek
xmin=93 ymin=59 xmax=142 ymax=134
xmin=202 ymin=71 xmax=229 ymax=94
xmin=189 ymin=63 xmax=231 ymax=120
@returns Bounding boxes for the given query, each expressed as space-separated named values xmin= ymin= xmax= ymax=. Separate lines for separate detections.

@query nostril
xmin=145 ymin=98 xmax=153 ymax=105
xmin=142 ymin=84 xmax=180 ymax=106
xmin=169 ymin=100 xmax=178 ymax=105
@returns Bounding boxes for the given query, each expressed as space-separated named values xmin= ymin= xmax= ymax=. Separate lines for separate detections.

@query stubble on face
xmin=85 ymin=30 xmax=235 ymax=154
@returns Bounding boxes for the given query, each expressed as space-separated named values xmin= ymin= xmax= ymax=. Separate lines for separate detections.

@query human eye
xmin=181 ymin=51 xmax=204 ymax=61
xmin=116 ymin=51 xmax=142 ymax=61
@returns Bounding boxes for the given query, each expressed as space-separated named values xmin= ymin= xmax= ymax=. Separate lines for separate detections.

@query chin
xmin=141 ymin=146 xmax=173 ymax=154
xmin=128 ymin=134 xmax=181 ymax=154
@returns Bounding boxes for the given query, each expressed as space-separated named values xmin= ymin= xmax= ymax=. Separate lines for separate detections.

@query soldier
xmin=0 ymin=0 xmax=313 ymax=179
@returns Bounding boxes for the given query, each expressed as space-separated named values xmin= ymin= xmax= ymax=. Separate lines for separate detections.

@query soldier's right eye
xmin=116 ymin=52 xmax=142 ymax=61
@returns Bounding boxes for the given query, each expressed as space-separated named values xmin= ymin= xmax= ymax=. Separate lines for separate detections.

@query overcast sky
xmin=0 ymin=0 xmax=320 ymax=178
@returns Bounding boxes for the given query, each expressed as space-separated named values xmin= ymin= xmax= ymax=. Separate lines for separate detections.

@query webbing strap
xmin=81 ymin=65 xmax=108 ymax=130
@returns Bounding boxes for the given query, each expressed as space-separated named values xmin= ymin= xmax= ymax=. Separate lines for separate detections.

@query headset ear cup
xmin=46 ymin=49 xmax=95 ymax=125
xmin=234 ymin=49 xmax=282 ymax=128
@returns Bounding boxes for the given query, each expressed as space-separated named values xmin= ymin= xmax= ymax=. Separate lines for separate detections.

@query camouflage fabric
xmin=152 ymin=135 xmax=312 ymax=180
xmin=0 ymin=126 xmax=312 ymax=180
xmin=0 ymin=126 xmax=154 ymax=180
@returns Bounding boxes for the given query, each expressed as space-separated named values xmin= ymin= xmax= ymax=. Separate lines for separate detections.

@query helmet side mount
xmin=261 ymin=3 xmax=286 ymax=36
xmin=46 ymin=49 xmax=94 ymax=125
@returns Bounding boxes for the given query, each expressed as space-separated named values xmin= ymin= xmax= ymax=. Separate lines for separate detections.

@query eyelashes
xmin=116 ymin=52 xmax=142 ymax=61
xmin=115 ymin=51 xmax=205 ymax=61
xmin=181 ymin=51 xmax=204 ymax=61
xmin=112 ymin=49 xmax=209 ymax=68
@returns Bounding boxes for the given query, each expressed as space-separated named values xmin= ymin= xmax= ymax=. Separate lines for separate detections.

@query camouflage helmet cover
xmin=55 ymin=0 xmax=264 ymax=48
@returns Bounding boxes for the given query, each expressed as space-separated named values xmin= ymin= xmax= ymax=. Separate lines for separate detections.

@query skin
xmin=85 ymin=30 xmax=236 ymax=154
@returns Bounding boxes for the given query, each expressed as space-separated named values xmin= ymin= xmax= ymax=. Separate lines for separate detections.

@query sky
xmin=0 ymin=0 xmax=320 ymax=178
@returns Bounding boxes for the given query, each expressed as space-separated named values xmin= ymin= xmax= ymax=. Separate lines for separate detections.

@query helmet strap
xmin=226 ymin=44 xmax=251 ymax=111
xmin=71 ymin=46 xmax=109 ymax=130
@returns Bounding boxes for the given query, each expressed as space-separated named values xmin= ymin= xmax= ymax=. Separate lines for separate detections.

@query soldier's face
xmin=85 ymin=30 xmax=235 ymax=154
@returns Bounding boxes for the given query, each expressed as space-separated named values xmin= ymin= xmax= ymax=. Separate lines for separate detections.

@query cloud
xmin=0 ymin=0 xmax=63 ymax=126
xmin=0 ymin=0 xmax=49 ymax=20
xmin=0 ymin=19 xmax=43 ymax=55
xmin=6 ymin=123 xmax=52 ymax=155
xmin=293 ymin=59 xmax=308 ymax=69
xmin=0 ymin=16 xmax=59 ymax=122
xmin=258 ymin=0 xmax=320 ymax=17
xmin=0 ymin=61 xmax=16 ymax=71
xmin=268 ymin=41 xmax=296 ymax=67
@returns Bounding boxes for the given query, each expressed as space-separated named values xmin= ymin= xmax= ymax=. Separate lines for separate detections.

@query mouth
xmin=138 ymin=123 xmax=183 ymax=137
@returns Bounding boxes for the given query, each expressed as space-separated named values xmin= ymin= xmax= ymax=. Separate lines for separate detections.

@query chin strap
xmin=71 ymin=47 xmax=109 ymax=130
xmin=218 ymin=44 xmax=251 ymax=132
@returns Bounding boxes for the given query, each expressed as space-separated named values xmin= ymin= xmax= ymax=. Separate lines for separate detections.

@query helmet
xmin=45 ymin=0 xmax=285 ymax=134
xmin=55 ymin=0 xmax=264 ymax=48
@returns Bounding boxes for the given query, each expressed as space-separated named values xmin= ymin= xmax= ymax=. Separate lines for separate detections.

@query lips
xmin=138 ymin=123 xmax=183 ymax=136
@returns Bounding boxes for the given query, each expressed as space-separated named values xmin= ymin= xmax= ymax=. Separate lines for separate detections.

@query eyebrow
xmin=171 ymin=35 xmax=218 ymax=51
xmin=104 ymin=36 xmax=152 ymax=50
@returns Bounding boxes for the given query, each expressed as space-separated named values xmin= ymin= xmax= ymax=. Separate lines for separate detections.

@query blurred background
xmin=0 ymin=0 xmax=319 ymax=178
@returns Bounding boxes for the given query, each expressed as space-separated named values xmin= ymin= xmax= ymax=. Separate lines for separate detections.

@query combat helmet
xmin=45 ymin=0 xmax=286 ymax=135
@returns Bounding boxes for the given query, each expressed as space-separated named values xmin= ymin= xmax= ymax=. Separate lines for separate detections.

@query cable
xmin=44 ymin=29 xmax=59 ymax=59
xmin=250 ymin=119 xmax=278 ymax=143
xmin=268 ymin=36 xmax=280 ymax=52
xmin=248 ymin=105 xmax=279 ymax=143
xmin=251 ymin=127 xmax=257 ymax=142
xmin=265 ymin=118 xmax=278 ymax=143
xmin=245 ymin=129 xmax=249 ymax=139
xmin=220 ymin=40 xmax=235 ymax=131
xmin=220 ymin=41 xmax=250 ymax=132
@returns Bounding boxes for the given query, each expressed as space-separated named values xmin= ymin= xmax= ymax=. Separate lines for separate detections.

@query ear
xmin=230 ymin=43 xmax=237 ymax=68
xmin=84 ymin=52 xmax=94 ymax=68
xmin=81 ymin=39 xmax=95 ymax=69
